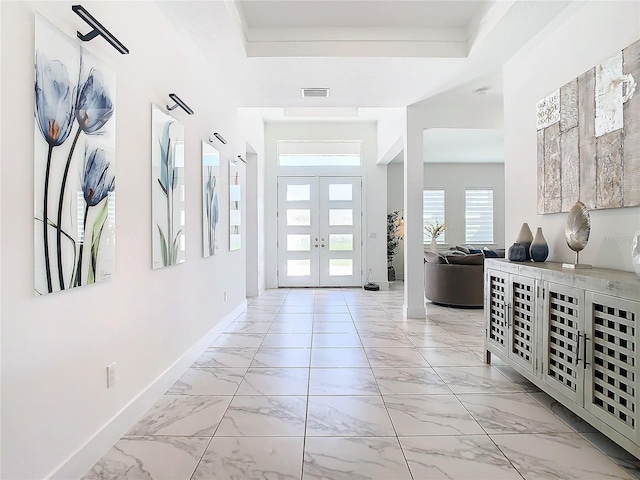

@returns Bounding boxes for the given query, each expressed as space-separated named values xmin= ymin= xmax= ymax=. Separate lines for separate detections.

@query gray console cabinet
xmin=484 ymin=259 xmax=640 ymax=457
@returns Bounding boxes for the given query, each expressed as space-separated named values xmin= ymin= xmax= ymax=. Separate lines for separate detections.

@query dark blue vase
xmin=530 ymin=227 xmax=549 ymax=262
xmin=508 ymin=243 xmax=527 ymax=262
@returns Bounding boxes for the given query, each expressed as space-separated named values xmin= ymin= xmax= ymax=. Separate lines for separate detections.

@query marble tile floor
xmin=83 ymin=285 xmax=640 ymax=480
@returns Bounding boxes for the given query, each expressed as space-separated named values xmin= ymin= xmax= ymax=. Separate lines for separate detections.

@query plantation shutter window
xmin=465 ymin=188 xmax=494 ymax=244
xmin=423 ymin=189 xmax=445 ymax=244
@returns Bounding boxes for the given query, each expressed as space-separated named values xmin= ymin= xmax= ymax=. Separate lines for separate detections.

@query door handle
xmin=583 ymin=334 xmax=590 ymax=369
xmin=575 ymin=332 xmax=582 ymax=366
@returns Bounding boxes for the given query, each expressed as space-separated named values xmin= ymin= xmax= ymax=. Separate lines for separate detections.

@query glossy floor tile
xmin=84 ymin=286 xmax=640 ymax=480
xmin=384 ymin=394 xmax=485 ymax=436
xmin=126 ymin=395 xmax=232 ymax=436
xmin=303 ymin=437 xmax=412 ymax=480
xmin=192 ymin=437 xmax=304 ymax=480
xmin=306 ymin=395 xmax=395 ymax=436
xmin=83 ymin=436 xmax=210 ymax=480
xmin=399 ymin=435 xmax=523 ymax=479
xmin=491 ymin=432 xmax=634 ymax=479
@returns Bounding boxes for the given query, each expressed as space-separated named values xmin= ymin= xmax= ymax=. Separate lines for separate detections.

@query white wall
xmin=503 ymin=0 xmax=640 ymax=271
xmin=404 ymin=91 xmax=503 ymax=317
xmin=240 ymin=110 xmax=266 ymax=297
xmin=388 ymin=162 xmax=505 ymax=278
xmin=264 ymin=122 xmax=388 ymax=288
xmin=1 ymin=2 xmax=251 ymax=478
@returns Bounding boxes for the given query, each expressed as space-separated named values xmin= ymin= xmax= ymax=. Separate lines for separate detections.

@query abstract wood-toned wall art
xmin=202 ymin=141 xmax=220 ymax=257
xmin=537 ymin=38 xmax=640 ymax=213
xmin=34 ymin=16 xmax=116 ymax=295
xmin=151 ymin=105 xmax=185 ymax=268
xmin=229 ymin=160 xmax=242 ymax=251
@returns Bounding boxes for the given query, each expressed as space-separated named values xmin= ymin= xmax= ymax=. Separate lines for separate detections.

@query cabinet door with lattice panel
xmin=507 ymin=274 xmax=537 ymax=373
xmin=584 ymin=293 xmax=640 ymax=442
xmin=541 ymin=282 xmax=585 ymax=405
xmin=485 ymin=269 xmax=509 ymax=356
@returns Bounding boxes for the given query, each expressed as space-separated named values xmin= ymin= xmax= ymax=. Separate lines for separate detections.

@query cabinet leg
xmin=484 ymin=349 xmax=492 ymax=364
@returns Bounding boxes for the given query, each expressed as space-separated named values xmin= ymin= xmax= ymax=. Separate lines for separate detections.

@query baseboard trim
xmin=48 ymin=300 xmax=247 ymax=480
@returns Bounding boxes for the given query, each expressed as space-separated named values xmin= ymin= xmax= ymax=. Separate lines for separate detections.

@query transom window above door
xmin=278 ymin=141 xmax=361 ymax=166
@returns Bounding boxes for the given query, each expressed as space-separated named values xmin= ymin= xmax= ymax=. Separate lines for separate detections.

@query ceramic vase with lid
xmin=516 ymin=223 xmax=534 ymax=261
xmin=530 ymin=227 xmax=549 ymax=262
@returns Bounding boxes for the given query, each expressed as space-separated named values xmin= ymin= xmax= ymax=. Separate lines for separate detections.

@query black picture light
xmin=166 ymin=93 xmax=194 ymax=115
xmin=72 ymin=5 xmax=129 ymax=54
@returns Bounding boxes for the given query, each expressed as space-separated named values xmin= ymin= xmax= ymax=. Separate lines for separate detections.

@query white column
xmin=403 ymin=107 xmax=426 ymax=319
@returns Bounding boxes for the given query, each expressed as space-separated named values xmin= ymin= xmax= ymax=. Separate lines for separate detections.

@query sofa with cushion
xmin=423 ymin=247 xmax=503 ymax=308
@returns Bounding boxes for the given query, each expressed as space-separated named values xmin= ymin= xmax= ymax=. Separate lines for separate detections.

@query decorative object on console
xmin=424 ymin=219 xmax=446 ymax=254
xmin=508 ymin=243 xmax=528 ymax=262
xmin=530 ymin=227 xmax=549 ymax=262
xmin=536 ymin=38 xmax=640 ymax=214
xmin=632 ymin=230 xmax=640 ymax=277
xmin=562 ymin=201 xmax=591 ymax=269
xmin=515 ymin=222 xmax=534 ymax=260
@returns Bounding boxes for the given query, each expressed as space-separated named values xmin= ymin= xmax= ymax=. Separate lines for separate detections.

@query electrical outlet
xmin=107 ymin=362 xmax=117 ymax=388
xmin=224 ymin=291 xmax=228 ymax=302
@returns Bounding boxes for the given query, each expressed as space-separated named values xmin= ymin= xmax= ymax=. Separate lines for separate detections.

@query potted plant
xmin=387 ymin=210 xmax=401 ymax=281
xmin=424 ymin=219 xmax=446 ymax=253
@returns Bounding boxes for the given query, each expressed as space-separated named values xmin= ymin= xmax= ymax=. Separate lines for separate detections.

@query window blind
xmin=465 ymin=188 xmax=494 ymax=244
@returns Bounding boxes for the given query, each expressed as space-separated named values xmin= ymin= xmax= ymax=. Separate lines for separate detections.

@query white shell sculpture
xmin=565 ymin=201 xmax=591 ymax=253
xmin=632 ymin=230 xmax=640 ymax=277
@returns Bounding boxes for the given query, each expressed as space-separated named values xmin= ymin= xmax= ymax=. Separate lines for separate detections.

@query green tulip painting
xmin=202 ymin=142 xmax=220 ymax=257
xmin=152 ymin=106 xmax=185 ymax=269
xmin=34 ymin=15 xmax=116 ymax=295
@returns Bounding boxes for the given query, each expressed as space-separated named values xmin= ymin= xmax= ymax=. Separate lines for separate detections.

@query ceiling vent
xmin=301 ymin=88 xmax=330 ymax=98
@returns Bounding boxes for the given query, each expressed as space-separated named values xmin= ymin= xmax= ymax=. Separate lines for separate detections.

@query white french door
xmin=277 ymin=176 xmax=362 ymax=287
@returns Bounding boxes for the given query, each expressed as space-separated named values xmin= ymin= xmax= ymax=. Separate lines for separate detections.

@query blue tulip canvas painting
xmin=202 ymin=142 xmax=220 ymax=257
xmin=152 ymin=106 xmax=185 ymax=269
xmin=34 ymin=16 xmax=116 ymax=295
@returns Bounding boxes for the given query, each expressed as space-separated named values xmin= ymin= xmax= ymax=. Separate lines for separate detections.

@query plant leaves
xmin=157 ymin=178 xmax=168 ymax=196
xmin=171 ymin=230 xmax=183 ymax=264
xmin=157 ymin=224 xmax=168 ymax=266
xmin=158 ymin=122 xmax=174 ymax=192
xmin=211 ymin=193 xmax=219 ymax=226
xmin=88 ymin=200 xmax=109 ymax=284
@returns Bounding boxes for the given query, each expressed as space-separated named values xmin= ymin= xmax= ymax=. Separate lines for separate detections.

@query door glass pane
xmin=329 ymin=209 xmax=353 ymax=226
xmin=287 ymin=234 xmax=311 ymax=251
xmin=287 ymin=209 xmax=311 ymax=226
xmin=329 ymin=234 xmax=353 ymax=251
xmin=287 ymin=184 xmax=311 ymax=202
xmin=329 ymin=184 xmax=352 ymax=201
xmin=287 ymin=259 xmax=311 ymax=276
xmin=329 ymin=259 xmax=353 ymax=276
